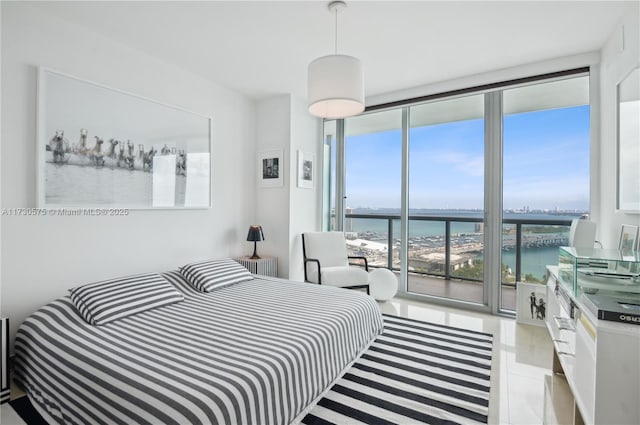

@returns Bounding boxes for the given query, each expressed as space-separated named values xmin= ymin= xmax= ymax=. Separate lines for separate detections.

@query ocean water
xmin=347 ymin=216 xmax=572 ymax=280
xmin=347 ymin=217 xmax=477 ymax=237
xmin=502 ymin=246 xmax=559 ymax=280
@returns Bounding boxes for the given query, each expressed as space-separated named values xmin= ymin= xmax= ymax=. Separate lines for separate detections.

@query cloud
xmin=432 ymin=150 xmax=484 ymax=177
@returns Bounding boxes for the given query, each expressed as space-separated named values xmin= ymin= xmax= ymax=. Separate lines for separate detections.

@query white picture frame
xmin=258 ymin=149 xmax=283 ymax=188
xmin=297 ymin=150 xmax=314 ymax=189
xmin=516 ymin=282 xmax=547 ymax=327
xmin=618 ymin=224 xmax=639 ymax=252
xmin=37 ymin=67 xmax=212 ymax=209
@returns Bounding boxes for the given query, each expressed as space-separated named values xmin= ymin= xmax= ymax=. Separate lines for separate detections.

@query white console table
xmin=544 ymin=266 xmax=640 ymax=425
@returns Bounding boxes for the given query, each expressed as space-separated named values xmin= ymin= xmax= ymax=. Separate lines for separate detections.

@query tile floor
xmin=378 ymin=296 xmax=556 ymax=425
xmin=405 ymin=272 xmax=518 ymax=310
xmin=0 ymin=401 xmax=24 ymax=425
xmin=5 ymin=296 xmax=556 ymax=425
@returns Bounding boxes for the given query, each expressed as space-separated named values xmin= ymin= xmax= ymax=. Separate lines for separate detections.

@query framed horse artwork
xmin=36 ymin=67 xmax=212 ymax=209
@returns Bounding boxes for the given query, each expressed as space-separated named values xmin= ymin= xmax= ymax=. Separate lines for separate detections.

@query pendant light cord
xmin=334 ymin=5 xmax=338 ymax=54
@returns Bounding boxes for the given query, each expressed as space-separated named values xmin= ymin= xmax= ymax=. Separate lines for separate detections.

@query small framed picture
xmin=618 ymin=224 xmax=639 ymax=252
xmin=297 ymin=150 xmax=314 ymax=189
xmin=516 ymin=282 xmax=547 ymax=327
xmin=258 ymin=149 xmax=283 ymax=188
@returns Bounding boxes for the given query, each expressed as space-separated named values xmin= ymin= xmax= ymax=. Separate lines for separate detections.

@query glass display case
xmin=558 ymin=247 xmax=640 ymax=298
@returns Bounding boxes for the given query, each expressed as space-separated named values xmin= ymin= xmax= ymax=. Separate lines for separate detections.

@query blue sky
xmin=343 ymin=105 xmax=590 ymax=211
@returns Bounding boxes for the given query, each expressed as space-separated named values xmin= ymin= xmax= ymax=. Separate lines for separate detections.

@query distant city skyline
xmin=343 ymin=206 xmax=588 ymax=214
xmin=343 ymin=105 xmax=590 ymax=211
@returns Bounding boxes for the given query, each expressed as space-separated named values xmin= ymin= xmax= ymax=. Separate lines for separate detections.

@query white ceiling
xmin=31 ymin=1 xmax=633 ymax=102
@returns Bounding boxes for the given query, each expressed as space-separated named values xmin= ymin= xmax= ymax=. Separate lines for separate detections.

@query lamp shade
xmin=308 ymin=54 xmax=365 ymax=119
xmin=246 ymin=225 xmax=264 ymax=242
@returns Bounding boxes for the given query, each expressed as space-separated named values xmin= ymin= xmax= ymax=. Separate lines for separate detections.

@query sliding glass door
xmin=407 ymin=95 xmax=486 ymax=304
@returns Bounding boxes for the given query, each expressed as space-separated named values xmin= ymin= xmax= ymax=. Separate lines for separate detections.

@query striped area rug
xmin=302 ymin=314 xmax=493 ymax=425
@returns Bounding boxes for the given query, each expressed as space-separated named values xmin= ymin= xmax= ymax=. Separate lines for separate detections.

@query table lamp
xmin=246 ymin=225 xmax=265 ymax=259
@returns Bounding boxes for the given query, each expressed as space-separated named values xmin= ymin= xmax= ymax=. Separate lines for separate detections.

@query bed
xmin=14 ymin=269 xmax=384 ymax=425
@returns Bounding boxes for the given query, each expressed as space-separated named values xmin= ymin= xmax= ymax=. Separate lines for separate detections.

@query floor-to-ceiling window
xmin=408 ymin=94 xmax=486 ymax=304
xmin=324 ymin=69 xmax=590 ymax=313
xmin=501 ymin=75 xmax=590 ymax=311
xmin=344 ymin=110 xmax=403 ymax=269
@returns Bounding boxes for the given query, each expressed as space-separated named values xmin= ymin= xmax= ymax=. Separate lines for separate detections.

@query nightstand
xmin=234 ymin=256 xmax=278 ymax=277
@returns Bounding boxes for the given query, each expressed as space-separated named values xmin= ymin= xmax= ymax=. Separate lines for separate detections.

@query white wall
xmin=288 ymin=95 xmax=322 ymax=281
xmin=255 ymin=94 xmax=322 ymax=280
xmin=597 ymin=3 xmax=640 ymax=247
xmin=0 ymin=2 xmax=3 ymax=341
xmin=255 ymin=95 xmax=292 ymax=276
xmin=1 ymin=3 xmax=256 ymax=347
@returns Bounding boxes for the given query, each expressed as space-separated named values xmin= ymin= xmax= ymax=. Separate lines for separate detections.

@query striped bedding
xmin=14 ymin=272 xmax=384 ymax=425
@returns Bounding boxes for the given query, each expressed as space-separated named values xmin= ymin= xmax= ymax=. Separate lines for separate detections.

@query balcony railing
xmin=342 ymin=213 xmax=573 ymax=285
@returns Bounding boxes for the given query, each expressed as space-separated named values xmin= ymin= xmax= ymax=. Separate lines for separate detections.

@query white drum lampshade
xmin=308 ymin=54 xmax=365 ymax=119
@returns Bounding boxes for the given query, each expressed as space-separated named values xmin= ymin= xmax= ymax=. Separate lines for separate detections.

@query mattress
xmin=14 ymin=272 xmax=384 ymax=425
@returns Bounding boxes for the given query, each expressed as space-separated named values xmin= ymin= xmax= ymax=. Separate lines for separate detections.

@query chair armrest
xmin=304 ymin=258 xmax=322 ymax=284
xmin=348 ymin=256 xmax=369 ymax=272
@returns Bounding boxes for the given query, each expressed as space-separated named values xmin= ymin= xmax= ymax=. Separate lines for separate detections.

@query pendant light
xmin=308 ymin=1 xmax=364 ymax=119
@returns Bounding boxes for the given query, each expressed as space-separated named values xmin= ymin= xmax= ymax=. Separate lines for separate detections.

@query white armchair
xmin=302 ymin=232 xmax=369 ymax=294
